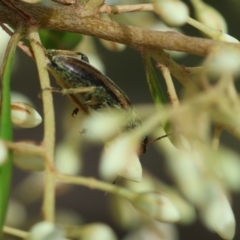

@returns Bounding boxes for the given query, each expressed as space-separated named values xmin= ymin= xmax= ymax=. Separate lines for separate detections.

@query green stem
xmin=0 ymin=24 xmax=23 ymax=237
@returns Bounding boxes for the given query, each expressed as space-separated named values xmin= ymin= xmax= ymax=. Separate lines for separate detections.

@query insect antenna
xmin=147 ymin=134 xmax=170 ymax=145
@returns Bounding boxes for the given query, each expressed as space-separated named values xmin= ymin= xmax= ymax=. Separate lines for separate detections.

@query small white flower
xmin=6 ymin=199 xmax=27 ymax=227
xmin=192 ymin=0 xmax=227 ymax=32
xmin=99 ymin=134 xmax=142 ymax=182
xmin=11 ymin=91 xmax=33 ymax=104
xmin=217 ymin=149 xmax=240 ymax=191
xmin=13 ymin=142 xmax=45 ymax=172
xmin=14 ymin=173 xmax=44 ymax=205
xmin=11 ymin=102 xmax=42 ymax=128
xmin=200 ymin=182 xmax=235 ymax=240
xmin=109 ymin=196 xmax=141 ymax=229
xmin=82 ymin=111 xmax=127 ymax=141
xmin=80 ymin=223 xmax=117 ymax=240
xmin=0 ymin=27 xmax=11 ymax=65
xmin=28 ymin=221 xmax=65 ymax=240
xmin=154 ymin=0 xmax=189 ymax=27
xmin=126 ymin=171 xmax=196 ymax=224
xmin=118 ymin=152 xmax=142 ymax=182
xmin=123 ymin=222 xmax=178 ymax=240
xmin=132 ymin=192 xmax=180 ymax=222
xmin=55 ymin=143 xmax=82 ymax=175
xmin=205 ymin=48 xmax=240 ymax=77
xmin=0 ymin=140 xmax=7 ymax=165
xmin=166 ymin=148 xmax=206 ymax=204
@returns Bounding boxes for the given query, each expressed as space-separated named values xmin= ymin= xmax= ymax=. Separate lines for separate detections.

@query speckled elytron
xmin=46 ymin=50 xmax=148 ymax=154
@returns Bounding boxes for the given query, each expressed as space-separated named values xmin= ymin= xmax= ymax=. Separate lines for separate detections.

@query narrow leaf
xmin=0 ymin=26 xmax=22 ymax=237
xmin=142 ymin=54 xmax=167 ymax=106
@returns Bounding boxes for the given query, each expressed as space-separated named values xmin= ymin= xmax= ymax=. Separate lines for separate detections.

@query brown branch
xmin=0 ymin=0 xmax=240 ymax=56
xmin=0 ymin=23 xmax=34 ymax=57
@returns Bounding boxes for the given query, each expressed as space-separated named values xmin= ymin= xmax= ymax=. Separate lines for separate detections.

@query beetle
xmin=46 ymin=50 xmax=166 ymax=154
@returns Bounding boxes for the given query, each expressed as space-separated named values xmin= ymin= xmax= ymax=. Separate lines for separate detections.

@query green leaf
xmin=39 ymin=29 xmax=83 ymax=49
xmin=142 ymin=54 xmax=172 ymax=132
xmin=142 ymin=54 xmax=167 ymax=106
xmin=0 ymin=28 xmax=22 ymax=237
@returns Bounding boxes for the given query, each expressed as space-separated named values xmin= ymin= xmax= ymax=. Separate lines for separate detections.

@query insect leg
xmin=84 ymin=86 xmax=107 ymax=108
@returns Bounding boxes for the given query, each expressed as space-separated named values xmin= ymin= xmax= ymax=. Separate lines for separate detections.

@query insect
xmin=46 ymin=50 xmax=166 ymax=154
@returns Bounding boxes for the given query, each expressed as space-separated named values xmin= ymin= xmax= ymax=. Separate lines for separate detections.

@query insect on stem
xmin=45 ymin=48 xmax=167 ymax=154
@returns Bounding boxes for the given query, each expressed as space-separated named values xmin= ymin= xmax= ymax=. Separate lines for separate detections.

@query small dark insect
xmin=46 ymin=50 xmax=166 ymax=154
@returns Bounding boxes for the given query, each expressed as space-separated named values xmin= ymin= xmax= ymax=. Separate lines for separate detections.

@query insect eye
xmin=76 ymin=52 xmax=89 ymax=63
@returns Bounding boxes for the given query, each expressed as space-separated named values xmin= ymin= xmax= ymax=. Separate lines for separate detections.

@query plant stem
xmin=3 ymin=226 xmax=28 ymax=238
xmin=28 ymin=27 xmax=56 ymax=222
xmin=157 ymin=64 xmax=179 ymax=107
xmin=56 ymin=173 xmax=135 ymax=200
xmin=0 ymin=24 xmax=23 ymax=237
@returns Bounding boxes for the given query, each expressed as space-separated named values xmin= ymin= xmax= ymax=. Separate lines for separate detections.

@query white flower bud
xmin=126 ymin=170 xmax=196 ymax=224
xmin=118 ymin=153 xmax=142 ymax=182
xmin=132 ymin=192 xmax=180 ymax=222
xmin=110 ymin=196 xmax=140 ymax=229
xmin=154 ymin=0 xmax=189 ymax=27
xmin=217 ymin=148 xmax=240 ymax=191
xmin=205 ymin=48 xmax=240 ymax=77
xmin=14 ymin=152 xmax=45 ymax=172
xmin=81 ymin=223 xmax=117 ymax=240
xmin=82 ymin=111 xmax=127 ymax=142
xmin=123 ymin=222 xmax=178 ymax=240
xmin=0 ymin=27 xmax=11 ymax=65
xmin=28 ymin=221 xmax=65 ymax=240
xmin=11 ymin=102 xmax=42 ymax=128
xmin=200 ymin=183 xmax=235 ymax=240
xmin=167 ymin=148 xmax=206 ymax=204
xmin=55 ymin=143 xmax=82 ymax=175
xmin=99 ymin=134 xmax=142 ymax=182
xmin=191 ymin=0 xmax=227 ymax=32
xmin=11 ymin=91 xmax=32 ymax=104
xmin=6 ymin=199 xmax=27 ymax=227
xmin=14 ymin=173 xmax=44 ymax=205
xmin=0 ymin=140 xmax=7 ymax=165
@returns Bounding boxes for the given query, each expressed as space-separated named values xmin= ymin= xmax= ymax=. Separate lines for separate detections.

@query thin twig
xmin=0 ymin=23 xmax=34 ymax=58
xmin=3 ymin=225 xmax=72 ymax=240
xmin=184 ymin=66 xmax=203 ymax=75
xmin=151 ymin=49 xmax=199 ymax=94
xmin=226 ymin=80 xmax=240 ymax=112
xmin=99 ymin=3 xmax=154 ymax=14
xmin=157 ymin=64 xmax=179 ymax=107
xmin=56 ymin=173 xmax=135 ymax=200
xmin=28 ymin=27 xmax=56 ymax=222
xmin=3 ymin=226 xmax=28 ymax=238
xmin=187 ymin=17 xmax=222 ymax=39
xmin=3 ymin=140 xmax=45 ymax=155
xmin=212 ymin=125 xmax=222 ymax=151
